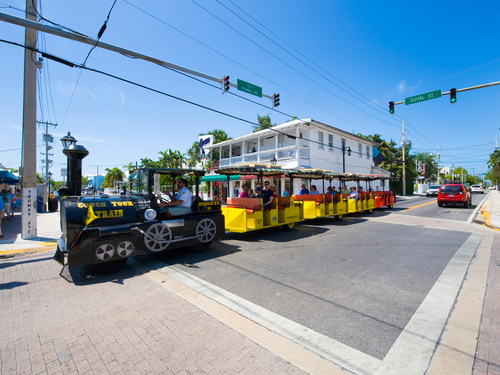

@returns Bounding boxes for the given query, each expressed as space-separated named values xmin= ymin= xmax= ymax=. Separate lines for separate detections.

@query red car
xmin=437 ymin=184 xmax=472 ymax=208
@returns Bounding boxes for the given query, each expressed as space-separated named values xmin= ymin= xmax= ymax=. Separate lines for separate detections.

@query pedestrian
xmin=7 ymin=189 xmax=16 ymax=217
xmin=1 ymin=190 xmax=11 ymax=220
xmin=0 ymin=191 xmax=4 ymax=237
xmin=233 ymin=182 xmax=240 ymax=198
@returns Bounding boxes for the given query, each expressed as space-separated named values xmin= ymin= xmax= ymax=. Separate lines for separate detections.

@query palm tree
xmin=253 ymin=114 xmax=275 ymax=132
xmin=123 ymin=162 xmax=135 ymax=173
xmin=140 ymin=158 xmax=156 ymax=168
xmin=102 ymin=167 xmax=124 ymax=188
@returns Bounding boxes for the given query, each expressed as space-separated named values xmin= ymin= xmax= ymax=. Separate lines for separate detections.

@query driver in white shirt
xmin=159 ymin=178 xmax=192 ymax=218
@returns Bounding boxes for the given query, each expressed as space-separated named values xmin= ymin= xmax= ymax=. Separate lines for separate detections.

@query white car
xmin=471 ymin=185 xmax=484 ymax=194
xmin=426 ymin=185 xmax=441 ymax=197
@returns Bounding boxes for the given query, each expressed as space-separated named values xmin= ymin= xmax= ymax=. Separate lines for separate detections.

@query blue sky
xmin=1 ymin=0 xmax=499 ymax=180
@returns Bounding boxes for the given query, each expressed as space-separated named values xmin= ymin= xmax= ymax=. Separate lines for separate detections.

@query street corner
xmin=0 ymin=241 xmax=57 ymax=259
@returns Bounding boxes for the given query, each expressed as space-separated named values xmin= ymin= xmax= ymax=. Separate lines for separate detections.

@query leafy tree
xmin=123 ymin=162 xmax=135 ymax=173
xmin=140 ymin=158 xmax=157 ymax=168
xmin=102 ymin=167 xmax=124 ymax=188
xmin=253 ymin=114 xmax=276 ymax=132
xmin=36 ymin=173 xmax=44 ymax=183
xmin=414 ymin=152 xmax=438 ymax=182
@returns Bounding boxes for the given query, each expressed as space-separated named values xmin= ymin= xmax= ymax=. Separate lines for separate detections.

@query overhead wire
xmin=122 ymin=0 xmax=383 ymax=134
xmin=220 ymin=0 xmax=401 ymax=123
xmin=190 ymin=0 xmax=402 ymax=130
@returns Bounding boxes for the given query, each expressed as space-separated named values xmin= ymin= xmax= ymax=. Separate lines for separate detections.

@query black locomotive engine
xmin=54 ymin=168 xmax=225 ymax=274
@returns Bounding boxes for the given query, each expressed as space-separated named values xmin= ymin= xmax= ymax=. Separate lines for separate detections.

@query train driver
xmin=159 ymin=178 xmax=192 ymax=218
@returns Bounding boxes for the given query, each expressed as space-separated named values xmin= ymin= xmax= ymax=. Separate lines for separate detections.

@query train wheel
xmin=283 ymin=222 xmax=296 ymax=231
xmin=366 ymin=209 xmax=373 ymax=214
xmin=388 ymin=204 xmax=394 ymax=209
xmin=192 ymin=241 xmax=213 ymax=252
xmin=144 ymin=223 xmax=172 ymax=252
xmin=90 ymin=259 xmax=128 ymax=274
xmin=95 ymin=244 xmax=115 ymax=261
xmin=196 ymin=219 xmax=217 ymax=243
xmin=116 ymin=241 xmax=134 ymax=258
xmin=336 ymin=215 xmax=343 ymax=221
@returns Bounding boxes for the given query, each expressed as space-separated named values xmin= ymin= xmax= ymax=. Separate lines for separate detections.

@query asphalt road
xmin=393 ymin=193 xmax=488 ymax=221
xmin=149 ymin=196 xmax=484 ymax=363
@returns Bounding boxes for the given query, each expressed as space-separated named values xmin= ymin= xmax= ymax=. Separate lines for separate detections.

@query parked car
xmin=437 ymin=184 xmax=472 ymax=208
xmin=426 ymin=185 xmax=441 ymax=197
xmin=470 ymin=185 xmax=484 ymax=194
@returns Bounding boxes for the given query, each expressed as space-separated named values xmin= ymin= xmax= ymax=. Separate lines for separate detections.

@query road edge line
xmin=128 ymin=257 xmax=373 ymax=375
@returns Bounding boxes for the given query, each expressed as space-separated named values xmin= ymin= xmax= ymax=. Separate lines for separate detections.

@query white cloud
xmin=397 ymin=80 xmax=406 ymax=93
xmin=119 ymin=91 xmax=125 ymax=106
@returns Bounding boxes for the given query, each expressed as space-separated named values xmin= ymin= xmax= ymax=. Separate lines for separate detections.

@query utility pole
xmin=452 ymin=156 xmax=455 ymax=182
xmin=38 ymin=121 xmax=57 ymax=201
xmin=402 ymin=120 xmax=406 ymax=196
xmin=437 ymin=145 xmax=440 ymax=184
xmin=21 ymin=0 xmax=38 ymax=239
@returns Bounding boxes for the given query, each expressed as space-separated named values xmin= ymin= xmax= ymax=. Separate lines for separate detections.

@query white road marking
xmin=374 ymin=233 xmax=483 ymax=375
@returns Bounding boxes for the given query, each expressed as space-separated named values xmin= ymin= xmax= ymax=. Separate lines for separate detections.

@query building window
xmin=328 ymin=134 xmax=333 ymax=151
xmin=358 ymin=143 xmax=362 ymax=158
xmin=366 ymin=145 xmax=370 ymax=159
xmin=319 ymin=131 xmax=324 ymax=149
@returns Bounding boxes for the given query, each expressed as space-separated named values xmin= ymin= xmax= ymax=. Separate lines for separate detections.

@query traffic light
xmin=450 ymin=88 xmax=456 ymax=104
xmin=273 ymin=93 xmax=280 ymax=107
xmin=222 ymin=76 xmax=230 ymax=94
xmin=389 ymin=101 xmax=394 ymax=114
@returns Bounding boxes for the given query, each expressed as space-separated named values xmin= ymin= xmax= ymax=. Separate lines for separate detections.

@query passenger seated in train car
xmin=349 ymin=186 xmax=359 ymax=201
xmin=159 ymin=178 xmax=192 ymax=218
xmin=310 ymin=185 xmax=319 ymax=195
xmin=262 ymin=181 xmax=275 ymax=210
xmin=239 ymin=183 xmax=249 ymax=198
xmin=342 ymin=185 xmax=349 ymax=194
xmin=248 ymin=188 xmax=255 ymax=198
xmin=271 ymin=184 xmax=279 ymax=198
xmin=375 ymin=186 xmax=380 ymax=191
xmin=327 ymin=186 xmax=337 ymax=197
xmin=358 ymin=186 xmax=364 ymax=193
xmin=254 ymin=186 xmax=262 ymax=198
xmin=299 ymin=184 xmax=309 ymax=195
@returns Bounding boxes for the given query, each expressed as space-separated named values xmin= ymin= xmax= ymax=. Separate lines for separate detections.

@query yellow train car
xmin=216 ymin=164 xmax=304 ymax=233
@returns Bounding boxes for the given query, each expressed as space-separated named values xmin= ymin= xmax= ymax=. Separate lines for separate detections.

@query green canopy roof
xmin=200 ymin=174 xmax=242 ymax=182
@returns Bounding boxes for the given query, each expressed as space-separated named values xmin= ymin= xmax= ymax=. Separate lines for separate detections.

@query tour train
xmin=215 ymin=163 xmax=396 ymax=233
xmin=54 ymin=165 xmax=395 ymax=274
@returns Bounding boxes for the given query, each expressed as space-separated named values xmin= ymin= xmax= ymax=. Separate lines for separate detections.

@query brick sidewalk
xmin=0 ymin=251 xmax=307 ymax=375
xmin=473 ymin=233 xmax=500 ymax=375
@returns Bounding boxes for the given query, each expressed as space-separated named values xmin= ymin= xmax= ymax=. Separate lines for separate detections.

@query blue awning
xmin=0 ymin=170 xmax=19 ymax=184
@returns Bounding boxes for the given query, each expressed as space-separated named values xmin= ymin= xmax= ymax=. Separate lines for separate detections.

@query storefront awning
xmin=0 ymin=170 xmax=19 ymax=184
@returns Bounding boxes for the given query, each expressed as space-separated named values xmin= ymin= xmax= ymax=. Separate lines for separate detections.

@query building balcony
xmin=219 ymin=145 xmax=309 ymax=167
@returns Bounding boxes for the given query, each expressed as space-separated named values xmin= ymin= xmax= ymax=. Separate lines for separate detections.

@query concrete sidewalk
xmin=1 ymin=194 xmax=500 ymax=374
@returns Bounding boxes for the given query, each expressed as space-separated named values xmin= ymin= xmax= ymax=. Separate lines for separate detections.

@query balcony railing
xmin=218 ymin=145 xmax=309 ymax=167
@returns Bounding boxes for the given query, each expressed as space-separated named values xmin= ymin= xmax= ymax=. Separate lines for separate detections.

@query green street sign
xmin=237 ymin=79 xmax=262 ymax=98
xmin=405 ymin=89 xmax=442 ymax=105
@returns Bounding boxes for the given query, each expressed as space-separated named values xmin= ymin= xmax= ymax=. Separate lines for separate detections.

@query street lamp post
xmin=61 ymin=132 xmax=89 ymax=196
xmin=342 ymin=144 xmax=351 ymax=173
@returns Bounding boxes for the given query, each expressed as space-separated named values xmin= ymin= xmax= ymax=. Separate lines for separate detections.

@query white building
xmin=204 ymin=119 xmax=390 ymax=196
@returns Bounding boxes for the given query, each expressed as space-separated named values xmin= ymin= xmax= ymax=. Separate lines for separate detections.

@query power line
xmin=191 ymin=0 xmax=401 ymax=130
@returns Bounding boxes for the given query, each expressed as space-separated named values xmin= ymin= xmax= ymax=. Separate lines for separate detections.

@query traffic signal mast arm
xmin=390 ymin=80 xmax=500 ymax=107
xmin=0 ymin=11 xmax=275 ymax=99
